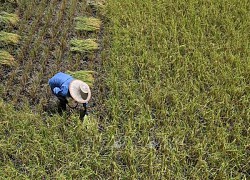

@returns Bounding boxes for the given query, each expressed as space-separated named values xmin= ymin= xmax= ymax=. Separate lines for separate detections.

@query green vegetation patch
xmin=0 ymin=50 xmax=16 ymax=66
xmin=103 ymin=0 xmax=250 ymax=179
xmin=0 ymin=11 xmax=19 ymax=25
xmin=0 ymin=31 xmax=20 ymax=45
xmin=0 ymin=99 xmax=105 ymax=179
xmin=67 ymin=70 xmax=95 ymax=87
xmin=70 ymin=39 xmax=98 ymax=53
xmin=2 ymin=0 xmax=249 ymax=179
xmin=75 ymin=16 xmax=101 ymax=32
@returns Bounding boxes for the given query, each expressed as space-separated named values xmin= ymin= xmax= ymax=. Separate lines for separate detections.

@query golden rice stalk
xmin=0 ymin=50 xmax=16 ymax=66
xmin=75 ymin=16 xmax=101 ymax=32
xmin=70 ymin=39 xmax=98 ymax=53
xmin=0 ymin=31 xmax=20 ymax=45
xmin=0 ymin=12 xmax=19 ymax=25
xmin=66 ymin=70 xmax=95 ymax=87
xmin=86 ymin=0 xmax=105 ymax=8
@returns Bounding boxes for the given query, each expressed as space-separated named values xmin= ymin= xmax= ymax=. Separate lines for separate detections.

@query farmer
xmin=48 ymin=72 xmax=91 ymax=119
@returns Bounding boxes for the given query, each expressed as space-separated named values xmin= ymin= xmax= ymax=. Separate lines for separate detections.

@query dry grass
xmin=67 ymin=70 xmax=95 ymax=87
xmin=0 ymin=31 xmax=20 ymax=45
xmin=0 ymin=50 xmax=16 ymax=66
xmin=75 ymin=16 xmax=101 ymax=32
xmin=0 ymin=11 xmax=19 ymax=25
xmin=70 ymin=39 xmax=99 ymax=53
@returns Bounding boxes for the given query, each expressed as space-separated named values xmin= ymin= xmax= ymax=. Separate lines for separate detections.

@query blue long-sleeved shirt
xmin=48 ymin=72 xmax=74 ymax=97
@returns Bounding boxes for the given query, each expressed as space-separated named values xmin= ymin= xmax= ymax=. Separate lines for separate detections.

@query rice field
xmin=0 ymin=0 xmax=101 ymax=111
xmin=0 ymin=0 xmax=250 ymax=179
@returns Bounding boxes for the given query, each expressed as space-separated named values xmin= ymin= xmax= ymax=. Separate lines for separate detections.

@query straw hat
xmin=69 ymin=79 xmax=91 ymax=103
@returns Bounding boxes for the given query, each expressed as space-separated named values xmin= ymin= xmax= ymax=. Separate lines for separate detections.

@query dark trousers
xmin=57 ymin=96 xmax=88 ymax=120
xmin=57 ymin=96 xmax=68 ymax=115
xmin=80 ymin=103 xmax=87 ymax=120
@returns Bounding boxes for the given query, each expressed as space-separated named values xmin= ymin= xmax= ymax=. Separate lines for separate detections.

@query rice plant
xmin=67 ymin=70 xmax=95 ymax=87
xmin=70 ymin=39 xmax=98 ymax=53
xmin=86 ymin=0 xmax=105 ymax=8
xmin=0 ymin=50 xmax=16 ymax=66
xmin=5 ymin=0 xmax=250 ymax=179
xmin=0 ymin=11 xmax=19 ymax=25
xmin=0 ymin=31 xmax=20 ymax=45
xmin=75 ymin=16 xmax=101 ymax=32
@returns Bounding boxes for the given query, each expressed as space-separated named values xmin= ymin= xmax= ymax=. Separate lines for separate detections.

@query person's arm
xmin=49 ymin=72 xmax=73 ymax=96
xmin=53 ymin=85 xmax=68 ymax=97
xmin=52 ymin=87 xmax=61 ymax=96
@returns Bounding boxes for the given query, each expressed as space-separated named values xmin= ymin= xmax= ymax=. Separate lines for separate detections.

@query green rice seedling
xmin=0 ymin=31 xmax=20 ymax=45
xmin=75 ymin=16 xmax=101 ymax=32
xmin=0 ymin=50 xmax=16 ymax=66
xmin=70 ymin=39 xmax=98 ymax=53
xmin=66 ymin=70 xmax=95 ymax=87
xmin=0 ymin=12 xmax=19 ymax=25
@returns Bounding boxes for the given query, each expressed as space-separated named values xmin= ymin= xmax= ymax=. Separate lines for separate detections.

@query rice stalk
xmin=0 ymin=31 xmax=20 ymax=45
xmin=75 ymin=16 xmax=101 ymax=32
xmin=0 ymin=12 xmax=19 ymax=25
xmin=86 ymin=0 xmax=105 ymax=8
xmin=0 ymin=50 xmax=16 ymax=66
xmin=66 ymin=70 xmax=95 ymax=87
xmin=70 ymin=39 xmax=99 ymax=53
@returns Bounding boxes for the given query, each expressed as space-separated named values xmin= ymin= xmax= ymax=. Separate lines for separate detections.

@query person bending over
xmin=48 ymin=72 xmax=91 ymax=119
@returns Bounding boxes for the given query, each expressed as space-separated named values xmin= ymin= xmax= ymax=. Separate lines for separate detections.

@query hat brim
xmin=69 ymin=80 xmax=91 ymax=103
